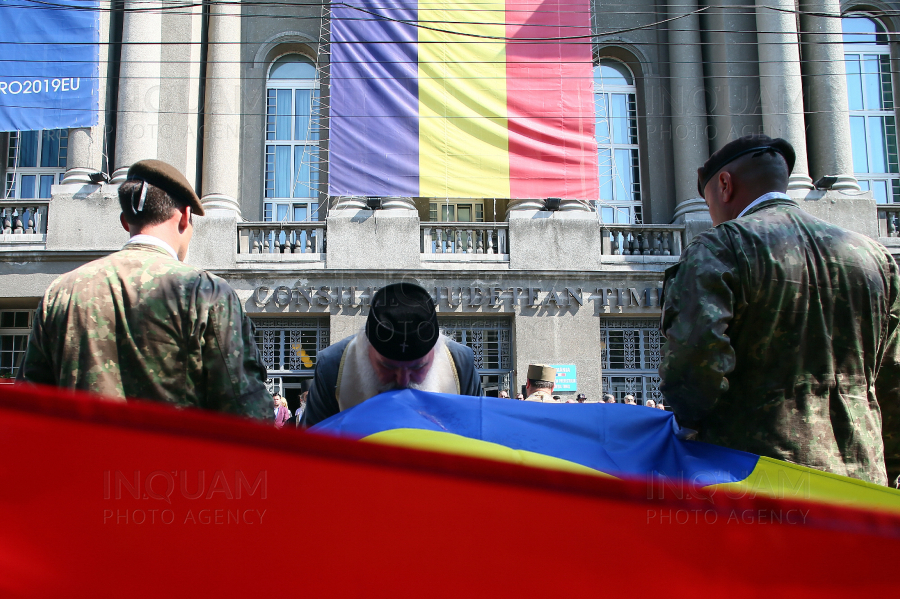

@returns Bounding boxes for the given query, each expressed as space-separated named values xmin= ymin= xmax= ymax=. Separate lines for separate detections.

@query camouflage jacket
xmin=17 ymin=244 xmax=272 ymax=420
xmin=659 ymin=197 xmax=900 ymax=486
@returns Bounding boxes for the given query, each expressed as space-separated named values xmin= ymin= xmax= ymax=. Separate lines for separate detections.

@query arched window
xmin=594 ymin=60 xmax=641 ymax=223
xmin=265 ymin=54 xmax=320 ymax=223
xmin=843 ymin=16 xmax=898 ymax=204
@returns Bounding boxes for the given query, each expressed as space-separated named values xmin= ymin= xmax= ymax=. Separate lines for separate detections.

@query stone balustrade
xmin=237 ymin=222 xmax=326 ymax=260
xmin=0 ymin=201 xmax=49 ymax=250
xmin=600 ymin=224 xmax=685 ymax=257
xmin=421 ymin=223 xmax=509 ymax=260
xmin=877 ymin=205 xmax=900 ymax=238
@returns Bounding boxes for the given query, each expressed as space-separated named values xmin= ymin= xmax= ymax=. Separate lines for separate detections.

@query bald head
xmin=702 ymin=150 xmax=790 ymax=225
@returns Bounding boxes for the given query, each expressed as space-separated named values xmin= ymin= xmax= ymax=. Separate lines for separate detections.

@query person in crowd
xmin=623 ymin=395 xmax=637 ymax=405
xmin=515 ymin=393 xmax=525 ymax=400
xmin=576 ymin=393 xmax=588 ymax=403
xmin=16 ymin=159 xmax=271 ymax=420
xmin=660 ymin=134 xmax=900 ymax=486
xmin=303 ymin=282 xmax=484 ymax=426
xmin=523 ymin=365 xmax=559 ymax=403
xmin=498 ymin=390 xmax=509 ymax=399
xmin=295 ymin=390 xmax=308 ymax=425
xmin=274 ymin=394 xmax=291 ymax=429
xmin=656 ymin=401 xmax=667 ymax=411
xmin=645 ymin=399 xmax=657 ymax=408
xmin=601 ymin=393 xmax=616 ymax=404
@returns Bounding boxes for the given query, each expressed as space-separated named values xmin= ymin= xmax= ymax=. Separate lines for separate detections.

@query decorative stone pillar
xmin=505 ymin=198 xmax=589 ymax=215
xmin=63 ymin=128 xmax=99 ymax=184
xmin=667 ymin=0 xmax=711 ymax=223
xmin=200 ymin=1 xmax=242 ymax=216
xmin=799 ymin=0 xmax=860 ymax=191
xmin=111 ymin=0 xmax=163 ymax=183
xmin=330 ymin=196 xmax=417 ymax=211
xmin=755 ymin=0 xmax=814 ymax=190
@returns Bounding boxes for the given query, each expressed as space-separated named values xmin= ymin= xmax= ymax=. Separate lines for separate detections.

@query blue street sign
xmin=551 ymin=364 xmax=577 ymax=392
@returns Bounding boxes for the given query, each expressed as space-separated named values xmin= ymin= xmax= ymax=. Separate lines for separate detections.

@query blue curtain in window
xmin=294 ymin=147 xmax=319 ymax=198
xmin=19 ymin=175 xmax=35 ymax=198
xmin=40 ymin=130 xmax=60 ymax=167
xmin=276 ymin=90 xmax=292 ymax=141
xmin=275 ymin=146 xmax=291 ymax=198
xmin=17 ymin=131 xmax=39 ymax=167
xmin=39 ymin=175 xmax=54 ymax=198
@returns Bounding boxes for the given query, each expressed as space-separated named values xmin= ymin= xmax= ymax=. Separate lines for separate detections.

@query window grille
xmin=252 ymin=318 xmax=329 ymax=374
xmin=0 ymin=310 xmax=33 ymax=382
xmin=600 ymin=318 xmax=662 ymax=404
xmin=439 ymin=317 xmax=512 ymax=393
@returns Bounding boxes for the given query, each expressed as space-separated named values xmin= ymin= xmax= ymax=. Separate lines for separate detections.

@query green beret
xmin=126 ymin=159 xmax=204 ymax=216
xmin=697 ymin=134 xmax=795 ymax=198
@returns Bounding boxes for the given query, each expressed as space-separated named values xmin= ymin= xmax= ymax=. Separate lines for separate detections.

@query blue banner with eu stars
xmin=0 ymin=0 xmax=99 ymax=132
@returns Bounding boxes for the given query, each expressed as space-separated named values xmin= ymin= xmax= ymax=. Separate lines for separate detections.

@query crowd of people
xmin=498 ymin=388 xmax=665 ymax=409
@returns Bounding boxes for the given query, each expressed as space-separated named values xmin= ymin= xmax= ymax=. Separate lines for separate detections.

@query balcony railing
xmin=237 ymin=222 xmax=325 ymax=260
xmin=421 ymin=223 xmax=509 ymax=260
xmin=0 ymin=201 xmax=49 ymax=250
xmin=877 ymin=205 xmax=900 ymax=238
xmin=600 ymin=224 xmax=684 ymax=257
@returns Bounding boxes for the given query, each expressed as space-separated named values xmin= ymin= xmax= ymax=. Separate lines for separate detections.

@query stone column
xmin=110 ymin=0 xmax=163 ymax=183
xmin=756 ymin=0 xmax=814 ymax=190
xmin=799 ymin=0 xmax=859 ymax=190
xmin=506 ymin=197 xmax=589 ymax=213
xmin=64 ymin=128 xmax=100 ymax=183
xmin=63 ymin=0 xmax=112 ymax=183
xmin=667 ymin=0 xmax=711 ymax=224
xmin=200 ymin=1 xmax=242 ymax=216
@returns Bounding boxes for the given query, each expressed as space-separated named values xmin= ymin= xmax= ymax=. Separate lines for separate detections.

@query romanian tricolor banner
xmin=315 ymin=389 xmax=900 ymax=515
xmin=328 ymin=0 xmax=599 ymax=199
xmin=3 ymin=383 xmax=900 ymax=597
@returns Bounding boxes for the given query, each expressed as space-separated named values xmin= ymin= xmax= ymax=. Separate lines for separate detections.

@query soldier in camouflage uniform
xmin=16 ymin=160 xmax=271 ymax=420
xmin=659 ymin=135 xmax=900 ymax=486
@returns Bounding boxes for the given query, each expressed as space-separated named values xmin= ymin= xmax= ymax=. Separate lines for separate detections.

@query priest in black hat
xmin=659 ymin=134 xmax=900 ymax=487
xmin=302 ymin=282 xmax=484 ymax=426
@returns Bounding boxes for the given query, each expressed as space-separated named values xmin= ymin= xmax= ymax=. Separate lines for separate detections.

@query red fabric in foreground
xmin=0 ymin=382 xmax=898 ymax=598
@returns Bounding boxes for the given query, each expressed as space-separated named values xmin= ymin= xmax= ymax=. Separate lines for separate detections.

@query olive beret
xmin=527 ymin=364 xmax=556 ymax=383
xmin=366 ymin=282 xmax=440 ymax=361
xmin=697 ymin=135 xmax=795 ymax=198
xmin=126 ymin=159 xmax=204 ymax=216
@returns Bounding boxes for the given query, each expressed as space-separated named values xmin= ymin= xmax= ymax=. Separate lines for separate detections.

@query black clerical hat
xmin=366 ymin=282 xmax=439 ymax=361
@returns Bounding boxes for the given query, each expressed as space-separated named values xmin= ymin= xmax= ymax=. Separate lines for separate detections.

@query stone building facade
xmin=2 ymin=1 xmax=899 ymax=409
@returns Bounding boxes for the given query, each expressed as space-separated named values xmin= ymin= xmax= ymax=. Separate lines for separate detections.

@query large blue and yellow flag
xmin=314 ymin=389 xmax=900 ymax=514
